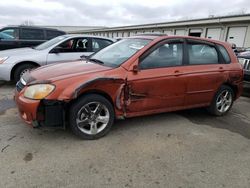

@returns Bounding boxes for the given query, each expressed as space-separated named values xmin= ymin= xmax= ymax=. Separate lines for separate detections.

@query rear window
xmin=20 ymin=28 xmax=45 ymax=40
xmin=46 ymin=30 xmax=63 ymax=40
xmin=217 ymin=45 xmax=231 ymax=64
xmin=92 ymin=38 xmax=113 ymax=52
xmin=188 ymin=43 xmax=219 ymax=65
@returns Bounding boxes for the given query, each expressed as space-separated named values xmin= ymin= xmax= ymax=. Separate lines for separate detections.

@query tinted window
xmin=52 ymin=38 xmax=90 ymax=53
xmin=92 ymin=38 xmax=113 ymax=52
xmin=75 ymin=38 xmax=90 ymax=52
xmin=188 ymin=44 xmax=219 ymax=65
xmin=140 ymin=43 xmax=183 ymax=69
xmin=20 ymin=29 xmax=44 ymax=40
xmin=0 ymin=28 xmax=17 ymax=39
xmin=0 ymin=32 xmax=14 ymax=39
xmin=218 ymin=45 xmax=231 ymax=64
xmin=57 ymin=39 xmax=75 ymax=53
xmin=46 ymin=30 xmax=63 ymax=40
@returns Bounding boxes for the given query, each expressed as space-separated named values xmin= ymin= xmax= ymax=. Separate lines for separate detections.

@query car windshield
xmin=0 ymin=32 xmax=14 ymax=39
xmin=34 ymin=35 xmax=68 ymax=50
xmin=89 ymin=38 xmax=151 ymax=67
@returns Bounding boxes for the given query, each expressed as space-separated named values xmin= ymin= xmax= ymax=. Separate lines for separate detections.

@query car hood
xmin=0 ymin=47 xmax=37 ymax=57
xmin=238 ymin=51 xmax=250 ymax=57
xmin=27 ymin=60 xmax=112 ymax=83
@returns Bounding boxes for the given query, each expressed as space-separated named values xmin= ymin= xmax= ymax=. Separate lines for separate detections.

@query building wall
xmin=76 ymin=16 xmax=250 ymax=47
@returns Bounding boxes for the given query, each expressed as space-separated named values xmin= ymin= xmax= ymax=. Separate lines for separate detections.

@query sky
xmin=0 ymin=0 xmax=249 ymax=27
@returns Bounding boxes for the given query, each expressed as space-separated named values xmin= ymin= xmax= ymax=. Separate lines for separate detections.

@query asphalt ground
xmin=0 ymin=82 xmax=250 ymax=188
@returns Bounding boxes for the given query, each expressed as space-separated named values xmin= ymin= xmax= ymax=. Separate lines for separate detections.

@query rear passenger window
xmin=20 ymin=29 xmax=44 ymax=40
xmin=188 ymin=44 xmax=219 ymax=65
xmin=46 ymin=30 xmax=63 ymax=40
xmin=217 ymin=45 xmax=231 ymax=64
xmin=92 ymin=38 xmax=113 ymax=52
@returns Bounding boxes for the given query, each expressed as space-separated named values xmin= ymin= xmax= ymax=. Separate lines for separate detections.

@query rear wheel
xmin=69 ymin=94 xmax=115 ymax=140
xmin=13 ymin=63 xmax=37 ymax=83
xmin=208 ymin=85 xmax=234 ymax=116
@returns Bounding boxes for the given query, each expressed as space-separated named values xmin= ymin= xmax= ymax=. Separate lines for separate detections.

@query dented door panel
xmin=125 ymin=67 xmax=187 ymax=113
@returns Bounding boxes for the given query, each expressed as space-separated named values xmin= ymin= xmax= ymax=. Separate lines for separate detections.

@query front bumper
xmin=0 ymin=63 xmax=13 ymax=81
xmin=14 ymin=89 xmax=40 ymax=127
xmin=15 ymin=89 xmax=65 ymax=128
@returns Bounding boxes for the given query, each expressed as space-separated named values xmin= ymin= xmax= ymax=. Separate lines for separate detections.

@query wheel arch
xmin=11 ymin=61 xmax=40 ymax=81
xmin=69 ymin=89 xmax=115 ymax=109
xmin=220 ymin=82 xmax=238 ymax=100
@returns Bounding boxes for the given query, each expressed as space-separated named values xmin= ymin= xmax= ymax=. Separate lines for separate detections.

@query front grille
xmin=16 ymin=80 xmax=25 ymax=92
xmin=242 ymin=59 xmax=250 ymax=71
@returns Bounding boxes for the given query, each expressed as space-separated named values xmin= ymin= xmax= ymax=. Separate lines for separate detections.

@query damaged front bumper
xmin=15 ymin=89 xmax=66 ymax=128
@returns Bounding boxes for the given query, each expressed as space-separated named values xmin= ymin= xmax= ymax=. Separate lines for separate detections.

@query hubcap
xmin=76 ymin=102 xmax=110 ymax=135
xmin=216 ymin=90 xmax=233 ymax=113
xmin=20 ymin=69 xmax=30 ymax=78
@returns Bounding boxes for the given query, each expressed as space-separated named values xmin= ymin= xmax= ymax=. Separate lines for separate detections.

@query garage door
xmin=175 ymin=29 xmax=186 ymax=36
xmin=163 ymin=30 xmax=172 ymax=35
xmin=206 ymin=28 xmax=221 ymax=40
xmin=227 ymin=27 xmax=247 ymax=47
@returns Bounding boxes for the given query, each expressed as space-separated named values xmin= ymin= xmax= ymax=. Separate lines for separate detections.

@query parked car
xmin=15 ymin=35 xmax=243 ymax=139
xmin=238 ymin=49 xmax=250 ymax=81
xmin=0 ymin=26 xmax=65 ymax=50
xmin=0 ymin=35 xmax=115 ymax=82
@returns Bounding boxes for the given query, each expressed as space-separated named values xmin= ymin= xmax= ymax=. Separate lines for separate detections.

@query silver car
xmin=0 ymin=34 xmax=115 ymax=82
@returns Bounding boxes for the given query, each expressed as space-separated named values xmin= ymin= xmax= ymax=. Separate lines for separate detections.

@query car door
xmin=46 ymin=37 xmax=92 ymax=64
xmin=125 ymin=39 xmax=187 ymax=115
xmin=19 ymin=28 xmax=46 ymax=47
xmin=184 ymin=39 xmax=228 ymax=106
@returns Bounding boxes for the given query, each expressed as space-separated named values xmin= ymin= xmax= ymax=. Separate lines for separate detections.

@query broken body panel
xmin=14 ymin=35 xmax=243 ymax=128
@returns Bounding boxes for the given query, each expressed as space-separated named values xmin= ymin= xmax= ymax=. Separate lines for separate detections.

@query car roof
xmin=0 ymin=25 xmax=65 ymax=32
xmin=130 ymin=34 xmax=229 ymax=46
xmin=63 ymin=34 xmax=116 ymax=42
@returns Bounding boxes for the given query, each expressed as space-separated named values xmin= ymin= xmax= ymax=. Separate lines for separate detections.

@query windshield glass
xmin=35 ymin=35 xmax=68 ymax=50
xmin=90 ymin=38 xmax=151 ymax=67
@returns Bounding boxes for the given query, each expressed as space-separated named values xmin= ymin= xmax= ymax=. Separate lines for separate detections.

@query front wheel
xmin=69 ymin=94 xmax=115 ymax=140
xmin=208 ymin=85 xmax=234 ymax=116
xmin=13 ymin=64 xmax=36 ymax=83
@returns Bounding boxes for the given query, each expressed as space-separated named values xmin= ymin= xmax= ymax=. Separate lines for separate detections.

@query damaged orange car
xmin=15 ymin=35 xmax=243 ymax=139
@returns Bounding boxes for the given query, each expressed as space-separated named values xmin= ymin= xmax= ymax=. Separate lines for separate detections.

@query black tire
xmin=208 ymin=85 xmax=234 ymax=116
xmin=69 ymin=94 xmax=115 ymax=140
xmin=13 ymin=63 xmax=36 ymax=83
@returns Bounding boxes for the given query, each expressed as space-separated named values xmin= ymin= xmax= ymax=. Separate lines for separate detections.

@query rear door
xmin=19 ymin=28 xmax=46 ymax=47
xmin=184 ymin=39 xmax=228 ymax=107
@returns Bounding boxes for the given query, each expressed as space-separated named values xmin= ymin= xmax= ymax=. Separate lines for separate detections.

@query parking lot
xmin=0 ymin=82 xmax=249 ymax=187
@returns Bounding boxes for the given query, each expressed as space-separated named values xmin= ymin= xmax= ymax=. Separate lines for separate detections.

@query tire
xmin=208 ymin=85 xmax=234 ymax=116
xmin=69 ymin=94 xmax=115 ymax=140
xmin=13 ymin=64 xmax=36 ymax=83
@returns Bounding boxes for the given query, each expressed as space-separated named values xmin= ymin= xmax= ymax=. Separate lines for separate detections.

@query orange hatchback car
xmin=15 ymin=35 xmax=243 ymax=139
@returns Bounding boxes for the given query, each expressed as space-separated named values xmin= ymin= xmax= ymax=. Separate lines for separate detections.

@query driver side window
xmin=54 ymin=38 xmax=90 ymax=53
xmin=139 ymin=42 xmax=183 ymax=69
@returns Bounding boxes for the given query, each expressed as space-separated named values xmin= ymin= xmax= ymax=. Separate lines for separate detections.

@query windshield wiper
xmin=80 ymin=55 xmax=89 ymax=60
xmin=89 ymin=58 xmax=104 ymax=65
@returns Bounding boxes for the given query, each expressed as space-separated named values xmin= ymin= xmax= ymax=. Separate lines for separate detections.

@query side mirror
xmin=50 ymin=47 xmax=62 ymax=53
xmin=132 ymin=64 xmax=139 ymax=73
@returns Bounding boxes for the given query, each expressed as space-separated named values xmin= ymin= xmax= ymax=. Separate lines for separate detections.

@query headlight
xmin=24 ymin=84 xmax=55 ymax=100
xmin=0 ymin=57 xmax=9 ymax=64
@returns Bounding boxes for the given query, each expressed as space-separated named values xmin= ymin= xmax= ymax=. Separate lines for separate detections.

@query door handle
xmin=174 ymin=70 xmax=182 ymax=76
xmin=219 ymin=67 xmax=225 ymax=72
